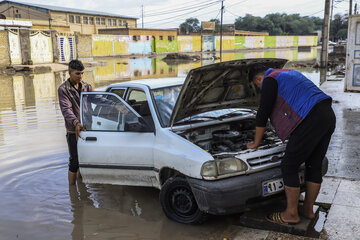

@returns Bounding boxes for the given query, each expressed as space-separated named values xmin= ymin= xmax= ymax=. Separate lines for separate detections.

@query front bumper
xmin=188 ymin=167 xmax=298 ymax=215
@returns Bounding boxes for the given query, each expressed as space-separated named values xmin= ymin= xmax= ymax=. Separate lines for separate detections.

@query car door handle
xmin=97 ymin=121 xmax=101 ymax=125
xmin=85 ymin=137 xmax=97 ymax=141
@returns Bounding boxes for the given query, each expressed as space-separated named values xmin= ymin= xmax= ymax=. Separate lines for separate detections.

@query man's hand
xmin=75 ymin=122 xmax=85 ymax=141
xmin=247 ymin=141 xmax=259 ymax=149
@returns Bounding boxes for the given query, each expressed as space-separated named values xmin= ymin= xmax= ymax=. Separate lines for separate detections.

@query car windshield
xmin=152 ymin=85 xmax=254 ymax=127
xmin=152 ymin=85 xmax=182 ymax=126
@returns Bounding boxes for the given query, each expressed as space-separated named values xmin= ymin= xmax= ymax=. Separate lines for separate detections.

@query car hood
xmin=169 ymin=58 xmax=288 ymax=127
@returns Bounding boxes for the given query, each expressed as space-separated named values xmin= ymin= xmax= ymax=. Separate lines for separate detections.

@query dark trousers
xmin=66 ymin=133 xmax=79 ymax=173
xmin=281 ymin=99 xmax=336 ymax=187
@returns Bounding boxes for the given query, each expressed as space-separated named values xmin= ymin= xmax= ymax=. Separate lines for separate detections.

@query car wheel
xmin=160 ymin=176 xmax=207 ymax=224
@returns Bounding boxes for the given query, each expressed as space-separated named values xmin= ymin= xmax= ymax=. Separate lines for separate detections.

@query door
xmin=345 ymin=15 xmax=360 ymax=91
xmin=78 ymin=92 xmax=157 ymax=187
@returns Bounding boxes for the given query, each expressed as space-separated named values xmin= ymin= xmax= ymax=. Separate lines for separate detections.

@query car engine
xmin=179 ymin=119 xmax=280 ymax=154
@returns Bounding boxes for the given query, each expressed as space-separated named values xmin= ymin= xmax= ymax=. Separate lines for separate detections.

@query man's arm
xmin=58 ymin=87 xmax=78 ymax=126
xmin=247 ymin=78 xmax=278 ymax=149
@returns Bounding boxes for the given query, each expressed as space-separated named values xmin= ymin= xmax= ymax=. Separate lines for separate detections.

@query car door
xmin=77 ymin=92 xmax=157 ymax=187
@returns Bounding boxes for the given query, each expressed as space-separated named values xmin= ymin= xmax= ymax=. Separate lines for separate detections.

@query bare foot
xmin=299 ymin=206 xmax=315 ymax=219
xmin=281 ymin=211 xmax=301 ymax=224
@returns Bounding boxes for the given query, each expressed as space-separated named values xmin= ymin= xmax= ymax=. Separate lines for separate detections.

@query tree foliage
xmin=234 ymin=13 xmax=323 ymax=35
xmin=179 ymin=18 xmax=201 ymax=34
xmin=330 ymin=14 xmax=348 ymax=40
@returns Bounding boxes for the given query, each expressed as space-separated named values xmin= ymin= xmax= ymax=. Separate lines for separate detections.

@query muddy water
xmin=0 ymin=50 xmax=321 ymax=240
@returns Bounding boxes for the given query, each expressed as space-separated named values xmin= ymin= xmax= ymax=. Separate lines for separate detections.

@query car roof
xmin=107 ymin=77 xmax=185 ymax=90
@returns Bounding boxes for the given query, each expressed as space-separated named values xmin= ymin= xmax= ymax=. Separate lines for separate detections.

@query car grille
xmin=246 ymin=152 xmax=284 ymax=168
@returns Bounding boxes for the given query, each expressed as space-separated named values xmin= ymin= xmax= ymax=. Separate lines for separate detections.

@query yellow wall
xmin=216 ymin=36 xmax=235 ymax=50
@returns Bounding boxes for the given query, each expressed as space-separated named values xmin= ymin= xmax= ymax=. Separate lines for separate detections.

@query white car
xmin=78 ymin=59 xmax=328 ymax=224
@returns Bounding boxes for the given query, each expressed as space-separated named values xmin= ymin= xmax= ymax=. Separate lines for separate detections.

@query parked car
xmin=77 ymin=59 xmax=328 ymax=224
xmin=328 ymin=41 xmax=337 ymax=46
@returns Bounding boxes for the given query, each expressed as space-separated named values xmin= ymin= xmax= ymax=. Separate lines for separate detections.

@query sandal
xmin=265 ymin=212 xmax=298 ymax=226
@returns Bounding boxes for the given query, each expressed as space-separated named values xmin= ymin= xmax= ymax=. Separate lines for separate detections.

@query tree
xmin=179 ymin=18 xmax=201 ymax=34
xmin=234 ymin=13 xmax=323 ymax=35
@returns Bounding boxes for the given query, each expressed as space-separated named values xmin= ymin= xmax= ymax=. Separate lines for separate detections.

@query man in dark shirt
xmin=58 ymin=60 xmax=92 ymax=185
xmin=247 ymin=64 xmax=335 ymax=225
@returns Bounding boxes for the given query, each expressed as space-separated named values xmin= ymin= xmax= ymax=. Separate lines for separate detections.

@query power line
xmin=144 ymin=0 xmax=219 ymax=17
xmin=144 ymin=1 xmax=221 ymax=25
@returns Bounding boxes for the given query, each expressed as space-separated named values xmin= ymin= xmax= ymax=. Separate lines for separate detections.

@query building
xmin=0 ymin=0 xmax=137 ymax=34
xmin=98 ymin=28 xmax=177 ymax=41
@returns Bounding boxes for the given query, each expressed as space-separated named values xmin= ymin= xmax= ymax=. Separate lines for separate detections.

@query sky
xmin=10 ymin=0 xmax=354 ymax=28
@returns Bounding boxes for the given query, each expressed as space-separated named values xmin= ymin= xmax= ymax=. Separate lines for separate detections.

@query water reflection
xmin=0 ymin=49 xmax=321 ymax=239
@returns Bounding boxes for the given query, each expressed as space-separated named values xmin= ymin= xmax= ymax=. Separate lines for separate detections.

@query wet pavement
xmin=0 ymin=50 xmax=359 ymax=239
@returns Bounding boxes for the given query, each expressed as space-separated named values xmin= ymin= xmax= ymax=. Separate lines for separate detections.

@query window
xmin=15 ymin=14 xmax=21 ymax=18
xmin=69 ymin=15 xmax=74 ymax=23
xmin=123 ymin=20 xmax=127 ymax=27
xmin=82 ymin=93 xmax=141 ymax=132
xmin=110 ymin=88 xmax=126 ymax=98
xmin=127 ymin=90 xmax=153 ymax=126
xmin=101 ymin=18 xmax=105 ymax=25
xmin=146 ymin=36 xmax=149 ymax=40
xmin=168 ymin=36 xmax=174 ymax=41
xmin=159 ymin=36 xmax=163 ymax=40
xmin=132 ymin=35 xmax=140 ymax=41
xmin=76 ymin=16 xmax=81 ymax=24
xmin=118 ymin=19 xmax=122 ymax=26
xmin=83 ymin=16 xmax=88 ymax=24
xmin=89 ymin=17 xmax=94 ymax=24
xmin=108 ymin=19 xmax=112 ymax=26
xmin=96 ymin=17 xmax=100 ymax=25
xmin=113 ymin=19 xmax=117 ymax=26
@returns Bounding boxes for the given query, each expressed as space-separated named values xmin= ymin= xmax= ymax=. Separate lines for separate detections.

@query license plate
xmin=262 ymin=172 xmax=305 ymax=196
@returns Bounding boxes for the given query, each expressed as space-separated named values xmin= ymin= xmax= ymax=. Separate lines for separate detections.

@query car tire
xmin=160 ymin=176 xmax=207 ymax=224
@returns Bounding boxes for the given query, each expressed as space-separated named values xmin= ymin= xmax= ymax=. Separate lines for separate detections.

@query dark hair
xmin=248 ymin=64 xmax=267 ymax=82
xmin=69 ymin=60 xmax=84 ymax=71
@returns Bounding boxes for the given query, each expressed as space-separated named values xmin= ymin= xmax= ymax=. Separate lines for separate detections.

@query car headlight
xmin=201 ymin=158 xmax=248 ymax=179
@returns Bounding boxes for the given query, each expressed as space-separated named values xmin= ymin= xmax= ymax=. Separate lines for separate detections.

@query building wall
xmin=0 ymin=31 xmax=11 ymax=67
xmin=155 ymin=40 xmax=178 ymax=53
xmin=128 ymin=29 xmax=177 ymax=41
xmin=0 ymin=2 xmax=50 ymax=20
xmin=215 ymin=36 xmax=235 ymax=50
xmin=129 ymin=36 xmax=151 ymax=54
xmin=76 ymin=34 xmax=92 ymax=58
xmin=202 ymin=35 xmax=215 ymax=51
xmin=178 ymin=36 xmax=202 ymax=52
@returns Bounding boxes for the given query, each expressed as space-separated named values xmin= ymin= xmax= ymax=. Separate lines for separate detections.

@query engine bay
xmin=178 ymin=118 xmax=280 ymax=154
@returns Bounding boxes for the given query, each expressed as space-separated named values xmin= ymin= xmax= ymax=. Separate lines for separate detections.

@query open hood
xmin=169 ymin=58 xmax=288 ymax=127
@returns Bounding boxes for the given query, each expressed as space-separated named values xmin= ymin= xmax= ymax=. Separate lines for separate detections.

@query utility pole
xmin=349 ymin=0 xmax=353 ymax=16
xmin=330 ymin=0 xmax=334 ymax=41
xmin=220 ymin=0 xmax=224 ymax=62
xmin=320 ymin=0 xmax=331 ymax=69
xmin=142 ymin=5 xmax=144 ymax=28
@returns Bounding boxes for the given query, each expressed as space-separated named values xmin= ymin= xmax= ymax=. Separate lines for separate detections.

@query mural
xmin=8 ymin=30 xmax=22 ymax=64
xmin=30 ymin=31 xmax=53 ymax=64
xmin=58 ymin=36 xmax=76 ymax=63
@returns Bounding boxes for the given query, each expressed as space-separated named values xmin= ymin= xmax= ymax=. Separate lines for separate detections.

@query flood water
xmin=0 ymin=49 xmax=322 ymax=240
